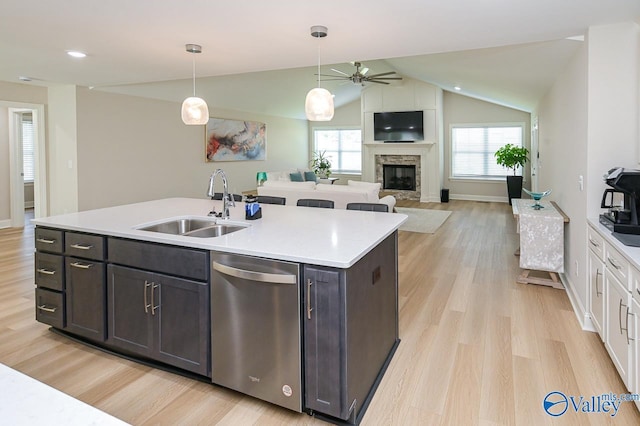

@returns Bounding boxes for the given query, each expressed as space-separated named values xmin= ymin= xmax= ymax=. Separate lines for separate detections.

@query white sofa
xmin=257 ymin=179 xmax=396 ymax=211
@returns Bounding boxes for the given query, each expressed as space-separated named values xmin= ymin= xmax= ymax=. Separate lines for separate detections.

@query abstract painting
xmin=206 ymin=118 xmax=266 ymax=162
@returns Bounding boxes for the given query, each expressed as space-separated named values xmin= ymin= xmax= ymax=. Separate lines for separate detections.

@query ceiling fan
xmin=318 ymin=62 xmax=402 ymax=85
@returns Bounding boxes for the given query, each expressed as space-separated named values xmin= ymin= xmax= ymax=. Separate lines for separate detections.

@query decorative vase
xmin=506 ymin=176 xmax=523 ymax=205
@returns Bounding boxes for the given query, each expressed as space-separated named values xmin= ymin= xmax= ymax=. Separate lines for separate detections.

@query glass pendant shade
xmin=305 ymin=87 xmax=334 ymax=121
xmin=181 ymin=96 xmax=209 ymax=125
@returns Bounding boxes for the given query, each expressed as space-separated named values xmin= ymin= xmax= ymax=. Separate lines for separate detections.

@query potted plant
xmin=310 ymin=150 xmax=332 ymax=178
xmin=494 ymin=143 xmax=529 ymax=205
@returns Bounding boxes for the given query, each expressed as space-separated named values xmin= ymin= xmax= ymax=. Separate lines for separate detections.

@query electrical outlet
xmin=575 ymin=260 xmax=579 ymax=276
xmin=578 ymin=175 xmax=584 ymax=191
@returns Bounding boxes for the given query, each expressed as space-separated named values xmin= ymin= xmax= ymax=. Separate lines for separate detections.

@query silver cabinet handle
xmin=625 ymin=308 xmax=633 ymax=345
xmin=608 ymin=256 xmax=622 ymax=270
xmin=70 ymin=262 xmax=93 ymax=269
xmin=212 ymin=261 xmax=296 ymax=284
xmin=144 ymin=280 xmax=151 ymax=313
xmin=36 ymin=238 xmax=56 ymax=244
xmin=70 ymin=243 xmax=93 ymax=250
xmin=307 ymin=279 xmax=313 ymax=320
xmin=589 ymin=238 xmax=600 ymax=248
xmin=619 ymin=299 xmax=628 ymax=335
xmin=151 ymin=283 xmax=159 ymax=315
xmin=36 ymin=268 xmax=56 ymax=275
xmin=37 ymin=304 xmax=56 ymax=313
xmin=595 ymin=269 xmax=602 ymax=296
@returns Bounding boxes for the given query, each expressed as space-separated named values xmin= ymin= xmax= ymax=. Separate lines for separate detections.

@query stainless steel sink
xmin=183 ymin=224 xmax=246 ymax=238
xmin=137 ymin=217 xmax=247 ymax=238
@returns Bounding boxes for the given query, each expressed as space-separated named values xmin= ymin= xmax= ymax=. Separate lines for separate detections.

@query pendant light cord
xmin=192 ymin=55 xmax=196 ymax=96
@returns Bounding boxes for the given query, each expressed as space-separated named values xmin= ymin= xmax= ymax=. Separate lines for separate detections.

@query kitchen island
xmin=32 ymin=198 xmax=406 ymax=424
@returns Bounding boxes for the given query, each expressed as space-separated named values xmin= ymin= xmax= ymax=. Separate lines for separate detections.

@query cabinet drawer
xmin=108 ymin=238 xmax=208 ymax=281
xmin=632 ymin=267 xmax=640 ymax=305
xmin=605 ymin=243 xmax=631 ymax=291
xmin=35 ymin=252 xmax=64 ymax=291
xmin=65 ymin=232 xmax=105 ymax=260
xmin=35 ymin=288 xmax=64 ymax=329
xmin=35 ymin=227 xmax=63 ymax=253
xmin=587 ymin=226 xmax=605 ymax=260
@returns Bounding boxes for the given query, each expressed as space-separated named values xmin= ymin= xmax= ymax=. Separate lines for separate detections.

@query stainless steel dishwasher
xmin=211 ymin=251 xmax=301 ymax=412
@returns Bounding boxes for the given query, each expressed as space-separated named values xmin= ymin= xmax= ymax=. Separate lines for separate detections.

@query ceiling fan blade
xmin=330 ymin=68 xmax=351 ymax=77
xmin=365 ymin=71 xmax=398 ymax=78
xmin=315 ymin=73 xmax=349 ymax=78
xmin=361 ymin=67 xmax=369 ymax=75
xmin=369 ymin=80 xmax=390 ymax=85
xmin=367 ymin=77 xmax=403 ymax=81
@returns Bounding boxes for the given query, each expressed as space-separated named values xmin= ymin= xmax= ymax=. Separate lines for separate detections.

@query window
xmin=22 ymin=114 xmax=35 ymax=183
xmin=451 ymin=124 xmax=524 ymax=179
xmin=313 ymin=128 xmax=362 ymax=174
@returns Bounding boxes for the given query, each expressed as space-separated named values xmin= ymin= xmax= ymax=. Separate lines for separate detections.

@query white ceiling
xmin=2 ymin=1 xmax=639 ymax=118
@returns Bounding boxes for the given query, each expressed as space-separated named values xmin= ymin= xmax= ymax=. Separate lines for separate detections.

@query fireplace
xmin=374 ymin=154 xmax=421 ymax=200
xmin=383 ymin=165 xmax=416 ymax=191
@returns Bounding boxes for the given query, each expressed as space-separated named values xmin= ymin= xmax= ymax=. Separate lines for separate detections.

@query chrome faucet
xmin=207 ymin=169 xmax=235 ymax=219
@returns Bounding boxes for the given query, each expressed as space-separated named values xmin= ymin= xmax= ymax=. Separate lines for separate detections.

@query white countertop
xmin=32 ymin=198 xmax=407 ymax=268
xmin=587 ymin=217 xmax=640 ymax=269
xmin=0 ymin=363 xmax=129 ymax=425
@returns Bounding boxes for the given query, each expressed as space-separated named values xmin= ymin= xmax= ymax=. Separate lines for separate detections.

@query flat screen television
xmin=373 ymin=111 xmax=424 ymax=142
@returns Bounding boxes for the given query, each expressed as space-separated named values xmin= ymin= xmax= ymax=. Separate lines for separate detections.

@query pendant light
xmin=181 ymin=44 xmax=209 ymax=125
xmin=305 ymin=26 xmax=334 ymax=121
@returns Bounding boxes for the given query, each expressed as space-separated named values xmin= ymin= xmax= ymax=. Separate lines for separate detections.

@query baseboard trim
xmin=450 ymin=194 xmax=509 ymax=203
xmin=0 ymin=219 xmax=11 ymax=229
xmin=24 ymin=202 xmax=34 ymax=209
xmin=560 ymin=273 xmax=596 ymax=332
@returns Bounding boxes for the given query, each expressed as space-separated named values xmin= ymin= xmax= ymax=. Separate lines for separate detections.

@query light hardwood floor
xmin=1 ymin=200 xmax=639 ymax=425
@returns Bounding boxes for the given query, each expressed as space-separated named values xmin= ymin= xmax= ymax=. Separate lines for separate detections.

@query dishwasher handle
xmin=213 ymin=261 xmax=297 ymax=284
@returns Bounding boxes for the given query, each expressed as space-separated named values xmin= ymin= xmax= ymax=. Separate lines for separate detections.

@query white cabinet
xmin=588 ymin=248 xmax=605 ymax=339
xmin=605 ymin=269 xmax=633 ymax=389
xmin=631 ymin=298 xmax=640 ymax=412
xmin=587 ymin=222 xmax=637 ymax=396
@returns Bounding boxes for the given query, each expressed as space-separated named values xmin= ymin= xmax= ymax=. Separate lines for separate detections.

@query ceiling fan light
xmin=181 ymin=96 xmax=209 ymax=125
xmin=305 ymin=88 xmax=334 ymax=121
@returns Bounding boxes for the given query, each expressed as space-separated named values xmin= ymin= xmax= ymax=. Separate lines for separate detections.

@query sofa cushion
xmin=347 ymin=180 xmax=382 ymax=192
xmin=263 ymin=180 xmax=316 ymax=190
xmin=290 ymin=171 xmax=304 ymax=182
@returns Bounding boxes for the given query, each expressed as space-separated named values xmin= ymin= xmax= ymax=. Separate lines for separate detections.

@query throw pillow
xmin=290 ymin=172 xmax=304 ymax=182
xmin=303 ymin=171 xmax=318 ymax=182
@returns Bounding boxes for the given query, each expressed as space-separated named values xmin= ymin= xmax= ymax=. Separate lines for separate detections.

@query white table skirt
xmin=513 ymin=199 xmax=565 ymax=273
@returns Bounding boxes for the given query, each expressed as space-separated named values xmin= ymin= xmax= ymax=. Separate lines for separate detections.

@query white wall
xmin=443 ymin=92 xmax=531 ymax=202
xmin=47 ymin=85 xmax=79 ymax=215
xmin=0 ymin=107 xmax=9 ymax=222
xmin=535 ymin=39 xmax=588 ymax=317
xmin=74 ymin=88 xmax=308 ymax=211
xmin=535 ymin=21 xmax=640 ymax=326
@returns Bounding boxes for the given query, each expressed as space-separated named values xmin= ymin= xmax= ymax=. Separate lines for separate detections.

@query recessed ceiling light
xmin=66 ymin=50 xmax=87 ymax=58
xmin=454 ymin=86 xmax=461 ymax=91
xmin=18 ymin=76 xmax=32 ymax=82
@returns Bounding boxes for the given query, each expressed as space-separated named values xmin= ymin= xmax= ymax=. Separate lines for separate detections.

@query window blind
xmin=451 ymin=125 xmax=523 ymax=178
xmin=313 ymin=129 xmax=362 ymax=174
xmin=22 ymin=116 xmax=35 ymax=182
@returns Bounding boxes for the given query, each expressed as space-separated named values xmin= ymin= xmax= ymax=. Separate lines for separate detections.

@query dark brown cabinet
xmin=304 ymin=231 xmax=399 ymax=423
xmin=107 ymin=264 xmax=209 ymax=377
xmin=34 ymin=227 xmax=65 ymax=328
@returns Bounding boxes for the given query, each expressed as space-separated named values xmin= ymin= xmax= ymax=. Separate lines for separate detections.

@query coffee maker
xmin=599 ymin=167 xmax=640 ymax=236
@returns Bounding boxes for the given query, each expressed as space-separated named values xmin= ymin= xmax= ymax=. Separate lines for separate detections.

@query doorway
xmin=3 ymin=101 xmax=47 ymax=228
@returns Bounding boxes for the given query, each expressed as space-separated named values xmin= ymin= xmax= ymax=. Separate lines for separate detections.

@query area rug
xmin=395 ymin=207 xmax=452 ymax=234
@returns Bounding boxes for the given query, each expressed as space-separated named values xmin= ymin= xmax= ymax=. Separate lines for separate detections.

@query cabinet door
xmin=107 ymin=265 xmax=153 ymax=356
xmin=631 ymin=298 xmax=639 ymax=412
xmin=154 ymin=274 xmax=210 ymax=376
xmin=605 ymin=269 xmax=632 ymax=389
xmin=588 ymin=249 xmax=605 ymax=339
xmin=66 ymin=257 xmax=106 ymax=341
xmin=304 ymin=265 xmax=348 ymax=420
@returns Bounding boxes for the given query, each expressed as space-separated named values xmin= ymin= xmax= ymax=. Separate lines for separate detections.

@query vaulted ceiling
xmin=2 ymin=1 xmax=639 ymax=118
